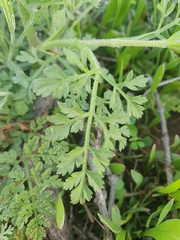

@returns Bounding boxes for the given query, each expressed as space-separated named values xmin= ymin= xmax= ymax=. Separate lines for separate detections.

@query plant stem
xmin=17 ymin=0 xmax=37 ymax=48
xmin=83 ymin=73 xmax=100 ymax=172
xmin=83 ymin=39 xmax=167 ymax=48
xmin=23 ymin=156 xmax=39 ymax=235
xmin=72 ymin=5 xmax=94 ymax=28
xmin=37 ymin=38 xmax=168 ymax=51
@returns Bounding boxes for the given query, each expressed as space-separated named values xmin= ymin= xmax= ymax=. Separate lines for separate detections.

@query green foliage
xmin=98 ymin=212 xmax=121 ymax=234
xmin=161 ymin=91 xmax=180 ymax=113
xmin=56 ymin=191 xmax=65 ymax=229
xmin=131 ymin=170 xmax=143 ymax=190
xmin=143 ymin=219 xmax=180 ymax=240
xmin=0 ymin=224 xmax=14 ymax=240
xmin=158 ymin=179 xmax=180 ymax=193
xmin=0 ymin=118 xmax=63 ymax=239
xmin=150 ymin=64 xmax=165 ymax=94
xmin=156 ymin=199 xmax=174 ymax=226
xmin=0 ymin=0 xmax=180 ymax=239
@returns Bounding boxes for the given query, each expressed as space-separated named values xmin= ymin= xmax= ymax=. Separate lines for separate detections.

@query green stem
xmin=23 ymin=156 xmax=38 ymax=236
xmin=32 ymin=56 xmax=56 ymax=79
xmin=17 ymin=0 xmax=37 ymax=48
xmin=16 ymin=8 xmax=38 ymax=48
xmin=37 ymin=38 xmax=168 ymax=51
xmin=23 ymin=158 xmax=35 ymax=192
xmin=83 ymin=73 xmax=100 ymax=172
xmin=157 ymin=14 xmax=165 ymax=31
xmin=152 ymin=0 xmax=157 ymax=30
xmin=72 ymin=5 xmax=94 ymax=28
xmin=120 ymin=154 xmax=143 ymax=159
xmin=158 ymin=18 xmax=180 ymax=34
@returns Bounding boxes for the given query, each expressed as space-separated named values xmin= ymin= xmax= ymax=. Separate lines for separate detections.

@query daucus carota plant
xmin=1 ymin=0 xmax=180 ymax=239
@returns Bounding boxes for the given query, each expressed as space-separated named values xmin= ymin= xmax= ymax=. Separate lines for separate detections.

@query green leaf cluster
xmin=0 ymin=118 xmax=65 ymax=239
xmin=1 ymin=0 xmax=180 ymax=239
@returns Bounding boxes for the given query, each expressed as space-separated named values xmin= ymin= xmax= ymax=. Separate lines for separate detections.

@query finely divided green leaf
xmin=9 ymin=169 xmax=25 ymax=181
xmin=53 ymin=9 xmax=67 ymax=30
xmin=16 ymin=51 xmax=38 ymax=64
xmin=26 ymin=218 xmax=47 ymax=240
xmin=89 ymin=147 xmax=114 ymax=173
xmin=101 ymin=111 xmax=130 ymax=125
xmin=0 ymin=224 xmax=14 ymax=239
xmin=46 ymin=124 xmax=73 ymax=141
xmin=63 ymin=48 xmax=86 ymax=71
xmin=63 ymin=171 xmax=83 ymax=190
xmin=12 ymin=71 xmax=31 ymax=88
xmin=48 ymin=114 xmax=70 ymax=125
xmin=16 ymin=204 xmax=33 ymax=229
xmin=109 ymin=88 xmax=122 ymax=111
xmin=101 ymin=68 xmax=116 ymax=86
xmin=59 ymin=102 xmax=85 ymax=118
xmin=120 ymin=72 xmax=148 ymax=90
xmin=34 ymin=78 xmax=62 ymax=97
xmin=63 ymin=170 xmax=93 ymax=204
xmin=127 ymin=97 xmax=146 ymax=119
xmin=34 ymin=65 xmax=66 ymax=97
xmin=0 ymin=150 xmax=17 ymax=163
xmin=86 ymin=170 xmax=104 ymax=191
xmin=27 ymin=136 xmax=40 ymax=152
xmin=57 ymin=147 xmax=84 ymax=176
xmin=70 ymin=182 xmax=92 ymax=204
xmin=71 ymin=119 xmax=84 ymax=133
xmin=38 ymin=141 xmax=50 ymax=154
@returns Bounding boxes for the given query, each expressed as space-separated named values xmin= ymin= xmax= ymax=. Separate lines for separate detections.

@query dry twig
xmin=87 ymin=128 xmax=121 ymax=240
xmin=151 ymin=77 xmax=178 ymax=218
xmin=154 ymin=91 xmax=173 ymax=184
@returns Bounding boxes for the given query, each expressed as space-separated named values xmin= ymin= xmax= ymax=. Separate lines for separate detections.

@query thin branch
xmin=95 ymin=130 xmax=119 ymax=214
xmin=105 ymin=166 xmax=119 ymax=214
xmin=37 ymin=38 xmax=168 ymax=51
xmin=88 ymin=232 xmax=100 ymax=240
xmin=87 ymin=127 xmax=122 ymax=239
xmin=154 ymin=90 xmax=173 ymax=184
xmin=144 ymin=75 xmax=180 ymax=96
xmin=87 ymin=151 xmax=109 ymax=219
xmin=87 ymin=129 xmax=114 ymax=240
xmin=152 ymin=78 xmax=178 ymax=218
xmin=88 ymin=154 xmax=113 ymax=240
